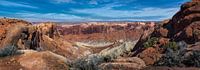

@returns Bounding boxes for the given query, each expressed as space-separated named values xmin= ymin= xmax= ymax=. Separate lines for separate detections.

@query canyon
xmin=0 ymin=0 xmax=200 ymax=70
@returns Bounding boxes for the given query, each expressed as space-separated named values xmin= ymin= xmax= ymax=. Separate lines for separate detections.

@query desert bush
xmin=164 ymin=41 xmax=177 ymax=51
xmin=155 ymin=41 xmax=182 ymax=66
xmin=155 ymin=50 xmax=200 ymax=67
xmin=71 ymin=54 xmax=108 ymax=70
xmin=154 ymin=48 xmax=183 ymax=67
xmin=155 ymin=41 xmax=200 ymax=67
xmin=183 ymin=51 xmax=200 ymax=67
xmin=0 ymin=44 xmax=17 ymax=57
xmin=143 ymin=37 xmax=159 ymax=48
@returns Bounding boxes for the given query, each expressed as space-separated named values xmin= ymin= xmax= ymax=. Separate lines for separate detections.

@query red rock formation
xmin=0 ymin=18 xmax=30 ymax=47
xmin=137 ymin=47 xmax=161 ymax=65
xmin=58 ymin=22 xmax=153 ymax=42
xmin=166 ymin=1 xmax=200 ymax=43
xmin=0 ymin=18 xmax=93 ymax=60
xmin=135 ymin=1 xmax=200 ymax=68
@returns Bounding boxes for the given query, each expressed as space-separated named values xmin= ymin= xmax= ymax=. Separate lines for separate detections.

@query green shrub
xmin=183 ymin=51 xmax=200 ymax=67
xmin=164 ymin=41 xmax=177 ymax=51
xmin=71 ymin=54 xmax=107 ymax=70
xmin=143 ymin=37 xmax=159 ymax=48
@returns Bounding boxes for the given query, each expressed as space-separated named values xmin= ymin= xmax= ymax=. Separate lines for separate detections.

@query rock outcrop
xmin=0 ymin=50 xmax=70 ymax=70
xmin=0 ymin=18 xmax=92 ymax=59
xmin=138 ymin=47 xmax=162 ymax=65
xmin=163 ymin=0 xmax=200 ymax=43
xmin=135 ymin=0 xmax=200 ymax=68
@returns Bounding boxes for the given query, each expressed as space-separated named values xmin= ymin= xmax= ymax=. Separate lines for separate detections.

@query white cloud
xmin=12 ymin=6 xmax=179 ymax=22
xmin=53 ymin=0 xmax=74 ymax=3
xmin=0 ymin=0 xmax=38 ymax=9
xmin=71 ymin=4 xmax=179 ymax=21
xmin=89 ymin=0 xmax=98 ymax=5
xmin=12 ymin=11 xmax=144 ymax=22
xmin=13 ymin=12 xmax=86 ymax=22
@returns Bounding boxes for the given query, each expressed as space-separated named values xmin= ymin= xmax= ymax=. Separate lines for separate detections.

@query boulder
xmin=158 ymin=38 xmax=169 ymax=46
xmin=157 ymin=27 xmax=169 ymax=37
xmin=138 ymin=47 xmax=162 ymax=65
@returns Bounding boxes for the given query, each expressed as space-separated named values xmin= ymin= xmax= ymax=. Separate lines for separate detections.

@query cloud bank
xmin=0 ymin=0 xmax=189 ymax=22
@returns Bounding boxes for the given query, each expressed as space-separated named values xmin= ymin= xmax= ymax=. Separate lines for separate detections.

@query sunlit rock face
xmin=164 ymin=0 xmax=200 ymax=43
xmin=148 ymin=0 xmax=200 ymax=46
xmin=136 ymin=0 xmax=200 ymax=68
xmin=57 ymin=22 xmax=154 ymax=42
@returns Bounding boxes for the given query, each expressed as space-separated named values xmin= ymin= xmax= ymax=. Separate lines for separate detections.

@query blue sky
xmin=0 ymin=0 xmax=190 ymax=22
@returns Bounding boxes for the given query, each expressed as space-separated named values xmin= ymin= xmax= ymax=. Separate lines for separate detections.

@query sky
xmin=0 ymin=0 xmax=190 ymax=22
